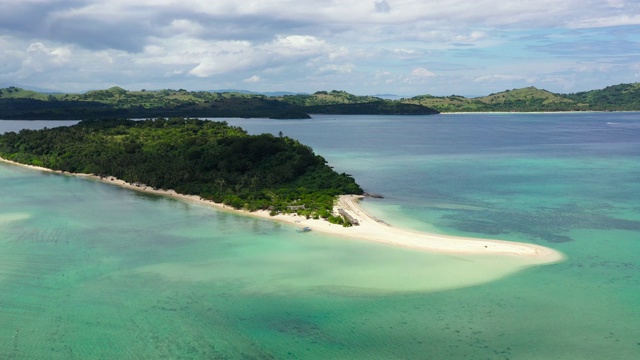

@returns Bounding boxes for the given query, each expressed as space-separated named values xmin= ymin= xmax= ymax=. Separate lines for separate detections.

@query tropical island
xmin=1 ymin=82 xmax=640 ymax=120
xmin=0 ymin=117 xmax=564 ymax=262
xmin=0 ymin=118 xmax=363 ymax=225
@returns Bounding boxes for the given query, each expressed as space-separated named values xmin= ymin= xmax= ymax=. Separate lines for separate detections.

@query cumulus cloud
xmin=27 ymin=42 xmax=72 ymax=65
xmin=1 ymin=0 xmax=623 ymax=51
xmin=185 ymin=40 xmax=257 ymax=77
xmin=0 ymin=0 xmax=638 ymax=94
xmin=268 ymin=35 xmax=329 ymax=57
xmin=123 ymin=32 xmax=337 ymax=83
xmin=180 ymin=35 xmax=332 ymax=78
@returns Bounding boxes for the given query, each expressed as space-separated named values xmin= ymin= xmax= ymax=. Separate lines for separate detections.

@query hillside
xmin=0 ymin=87 xmax=438 ymax=119
xmin=1 ymin=83 xmax=639 ymax=117
xmin=403 ymin=83 xmax=640 ymax=112
xmin=0 ymin=87 xmax=50 ymax=100
xmin=564 ymin=83 xmax=640 ymax=111
xmin=0 ymin=87 xmax=311 ymax=119
xmin=278 ymin=90 xmax=439 ymax=115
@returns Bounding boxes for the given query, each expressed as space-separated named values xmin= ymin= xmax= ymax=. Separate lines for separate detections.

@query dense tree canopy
xmin=0 ymin=118 xmax=363 ymax=217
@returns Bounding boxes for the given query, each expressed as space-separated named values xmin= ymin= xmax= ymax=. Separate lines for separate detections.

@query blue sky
xmin=1 ymin=0 xmax=639 ymax=96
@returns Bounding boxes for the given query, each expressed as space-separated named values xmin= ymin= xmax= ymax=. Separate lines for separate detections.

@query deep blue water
xmin=225 ymin=113 xmax=640 ymax=245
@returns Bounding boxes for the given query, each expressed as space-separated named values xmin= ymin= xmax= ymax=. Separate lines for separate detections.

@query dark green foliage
xmin=0 ymin=87 xmax=438 ymax=119
xmin=0 ymin=89 xmax=311 ymax=120
xmin=0 ymin=118 xmax=363 ymax=215
xmin=279 ymin=90 xmax=439 ymax=114
xmin=305 ymin=101 xmax=438 ymax=115
xmin=564 ymin=83 xmax=640 ymax=111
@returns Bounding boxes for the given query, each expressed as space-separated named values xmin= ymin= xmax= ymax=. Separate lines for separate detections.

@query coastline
xmin=0 ymin=156 xmax=565 ymax=265
xmin=439 ymin=111 xmax=607 ymax=115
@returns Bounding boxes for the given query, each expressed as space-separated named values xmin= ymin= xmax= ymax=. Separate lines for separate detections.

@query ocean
xmin=1 ymin=113 xmax=639 ymax=359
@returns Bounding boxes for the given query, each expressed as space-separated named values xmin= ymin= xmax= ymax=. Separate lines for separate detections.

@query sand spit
xmin=0 ymin=157 xmax=565 ymax=264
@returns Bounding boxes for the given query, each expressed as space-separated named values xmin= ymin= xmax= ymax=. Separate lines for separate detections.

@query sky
xmin=1 ymin=0 xmax=639 ymax=96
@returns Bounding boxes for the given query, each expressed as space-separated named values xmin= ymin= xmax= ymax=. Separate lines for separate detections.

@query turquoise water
xmin=1 ymin=114 xmax=640 ymax=359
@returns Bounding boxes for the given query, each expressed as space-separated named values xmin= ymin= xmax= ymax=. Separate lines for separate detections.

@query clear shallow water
xmin=1 ymin=114 xmax=639 ymax=359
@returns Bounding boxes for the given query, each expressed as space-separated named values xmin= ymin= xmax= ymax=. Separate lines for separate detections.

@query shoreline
xmin=438 ymin=111 xmax=612 ymax=115
xmin=0 ymin=157 xmax=565 ymax=265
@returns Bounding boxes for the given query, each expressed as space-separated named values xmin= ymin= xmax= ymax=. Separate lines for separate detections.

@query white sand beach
xmin=0 ymin=157 xmax=565 ymax=264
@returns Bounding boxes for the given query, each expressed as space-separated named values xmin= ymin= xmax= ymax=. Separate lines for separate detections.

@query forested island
xmin=0 ymin=87 xmax=438 ymax=119
xmin=0 ymin=118 xmax=363 ymax=224
xmin=1 ymin=82 xmax=640 ymax=119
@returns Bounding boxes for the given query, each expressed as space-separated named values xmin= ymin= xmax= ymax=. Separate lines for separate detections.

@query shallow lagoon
xmin=1 ymin=114 xmax=639 ymax=358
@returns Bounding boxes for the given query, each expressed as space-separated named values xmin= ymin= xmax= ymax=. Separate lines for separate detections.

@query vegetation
xmin=0 ymin=87 xmax=311 ymax=119
xmin=564 ymin=83 xmax=640 ymax=111
xmin=0 ymin=87 xmax=437 ymax=119
xmin=2 ymin=82 xmax=639 ymax=118
xmin=403 ymin=83 xmax=640 ymax=112
xmin=278 ymin=90 xmax=439 ymax=115
xmin=0 ymin=118 xmax=363 ymax=218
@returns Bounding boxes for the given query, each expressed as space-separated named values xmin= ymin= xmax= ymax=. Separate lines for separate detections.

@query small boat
xmin=296 ymin=226 xmax=312 ymax=233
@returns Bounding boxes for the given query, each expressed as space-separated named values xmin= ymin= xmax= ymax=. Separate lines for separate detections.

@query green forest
xmin=0 ymin=87 xmax=437 ymax=119
xmin=0 ymin=118 xmax=363 ymax=223
xmin=1 ymin=82 xmax=639 ymax=119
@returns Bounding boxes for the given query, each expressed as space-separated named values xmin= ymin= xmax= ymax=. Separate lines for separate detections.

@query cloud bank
xmin=1 ymin=0 xmax=639 ymax=95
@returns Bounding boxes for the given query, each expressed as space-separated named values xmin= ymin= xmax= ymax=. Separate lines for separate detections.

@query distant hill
xmin=277 ymin=90 xmax=438 ymax=115
xmin=209 ymin=89 xmax=310 ymax=97
xmin=403 ymin=83 xmax=640 ymax=112
xmin=0 ymin=87 xmax=439 ymax=119
xmin=2 ymin=83 xmax=638 ymax=119
xmin=277 ymin=90 xmax=383 ymax=106
xmin=0 ymin=87 xmax=311 ymax=120
xmin=373 ymin=94 xmax=401 ymax=100
xmin=564 ymin=83 xmax=640 ymax=111
xmin=0 ymin=86 xmax=50 ymax=100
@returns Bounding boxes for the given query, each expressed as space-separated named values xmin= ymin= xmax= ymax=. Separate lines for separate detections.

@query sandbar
xmin=0 ymin=157 xmax=565 ymax=264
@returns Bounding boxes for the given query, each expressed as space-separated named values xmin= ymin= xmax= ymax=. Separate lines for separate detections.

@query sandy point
xmin=0 ymin=157 xmax=565 ymax=265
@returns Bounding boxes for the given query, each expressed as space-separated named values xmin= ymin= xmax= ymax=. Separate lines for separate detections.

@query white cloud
xmin=474 ymin=74 xmax=539 ymax=83
xmin=243 ymin=75 xmax=261 ymax=83
xmin=131 ymin=34 xmax=336 ymax=79
xmin=453 ymin=31 xmax=488 ymax=43
xmin=268 ymin=35 xmax=329 ymax=57
xmin=165 ymin=19 xmax=206 ymax=36
xmin=27 ymin=42 xmax=72 ymax=65
xmin=394 ymin=48 xmax=418 ymax=55
xmin=16 ymin=42 xmax=74 ymax=76
xmin=1 ymin=0 xmax=639 ymax=95
xmin=318 ymin=64 xmax=354 ymax=73
xmin=569 ymin=14 xmax=640 ymax=28
xmin=410 ymin=68 xmax=436 ymax=77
